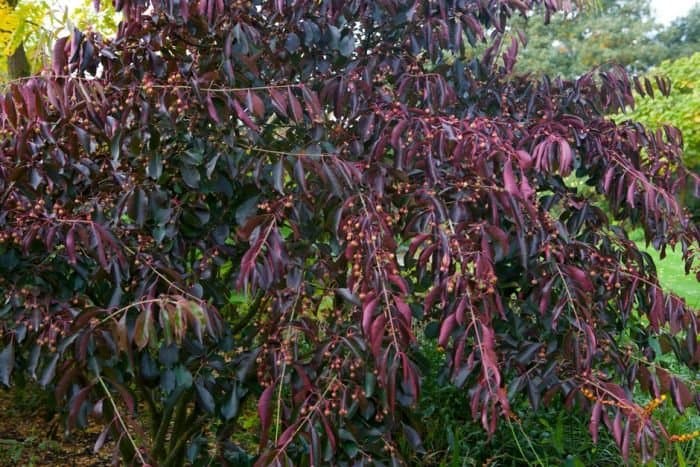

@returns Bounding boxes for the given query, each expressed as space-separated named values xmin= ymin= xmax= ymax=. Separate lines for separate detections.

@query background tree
xmin=0 ymin=0 xmax=118 ymax=80
xmin=621 ymin=52 xmax=700 ymax=170
xmin=511 ymin=0 xmax=666 ymax=78
xmin=656 ymin=5 xmax=700 ymax=62
xmin=0 ymin=0 xmax=698 ymax=465
xmin=618 ymin=52 xmax=700 ymax=217
xmin=1 ymin=0 xmax=31 ymax=78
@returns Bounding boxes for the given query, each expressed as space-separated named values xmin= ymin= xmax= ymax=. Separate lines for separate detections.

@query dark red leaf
xmin=233 ymin=98 xmax=259 ymax=131
xmin=90 ymin=224 xmax=109 ymax=270
xmin=65 ymin=225 xmax=77 ymax=264
xmin=247 ymin=90 xmax=265 ymax=119
xmin=438 ymin=314 xmax=457 ymax=348
xmin=362 ymin=295 xmax=379 ymax=336
xmin=206 ymin=94 xmax=221 ymax=123
xmin=503 ymin=158 xmax=520 ymax=196
xmin=269 ymin=88 xmax=288 ymax=117
xmin=390 ymin=120 xmax=409 ymax=150
xmin=301 ymin=85 xmax=323 ymax=123
xmin=93 ymin=422 xmax=111 ymax=453
xmin=589 ymin=401 xmax=602 ymax=444
xmin=401 ymin=422 xmax=425 ymax=453
xmin=277 ymin=423 xmax=297 ymax=447
xmin=258 ymin=384 xmax=275 ymax=448
xmin=612 ymin=409 xmax=623 ymax=445
xmin=52 ymin=37 xmax=69 ymax=75
xmin=563 ymin=265 xmax=593 ymax=292
xmin=336 ymin=288 xmax=361 ymax=307
xmin=558 ymin=139 xmax=573 ymax=176
xmin=288 ymin=88 xmax=303 ymax=123
xmin=68 ymin=386 xmax=92 ymax=429
xmin=370 ymin=314 xmax=387 ymax=356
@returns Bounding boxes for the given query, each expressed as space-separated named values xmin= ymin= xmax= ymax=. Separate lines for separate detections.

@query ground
xmin=0 ymin=386 xmax=113 ymax=466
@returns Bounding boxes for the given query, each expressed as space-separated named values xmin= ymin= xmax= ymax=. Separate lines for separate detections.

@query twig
xmin=273 ymin=288 xmax=302 ymax=443
xmin=96 ymin=374 xmax=148 ymax=466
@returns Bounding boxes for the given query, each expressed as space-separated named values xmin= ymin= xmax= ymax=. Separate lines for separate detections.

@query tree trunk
xmin=8 ymin=43 xmax=30 ymax=79
xmin=6 ymin=0 xmax=31 ymax=80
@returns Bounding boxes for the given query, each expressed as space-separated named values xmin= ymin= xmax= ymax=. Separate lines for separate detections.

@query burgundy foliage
xmin=0 ymin=0 xmax=699 ymax=464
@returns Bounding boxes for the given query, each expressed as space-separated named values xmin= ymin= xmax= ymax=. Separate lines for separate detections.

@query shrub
xmin=620 ymin=52 xmax=700 ymax=171
xmin=0 ymin=0 xmax=699 ymax=464
xmin=617 ymin=52 xmax=700 ymax=218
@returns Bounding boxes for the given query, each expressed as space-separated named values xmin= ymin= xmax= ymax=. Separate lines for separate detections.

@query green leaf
xmin=174 ymin=365 xmax=193 ymax=389
xmin=180 ymin=164 xmax=201 ymax=189
xmin=110 ymin=130 xmax=122 ymax=163
xmin=424 ymin=321 xmax=440 ymax=339
xmin=220 ymin=383 xmax=240 ymax=420
xmin=674 ymin=443 xmax=687 ymax=467
xmin=649 ymin=336 xmax=663 ymax=357
xmin=39 ymin=354 xmax=59 ymax=387
xmin=342 ymin=441 xmax=359 ymax=459
xmin=148 ymin=152 xmax=163 ymax=179
xmin=0 ymin=343 xmax=14 ymax=387
xmin=364 ymin=372 xmax=376 ymax=398
xmin=339 ymin=35 xmax=355 ymax=57
xmin=159 ymin=344 xmax=179 ymax=367
xmin=195 ymin=381 xmax=216 ymax=414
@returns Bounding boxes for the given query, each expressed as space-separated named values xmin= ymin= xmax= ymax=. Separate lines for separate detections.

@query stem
xmin=168 ymin=388 xmax=193 ymax=453
xmin=103 ymin=403 xmax=135 ymax=462
xmin=152 ymin=388 xmax=188 ymax=460
xmin=97 ymin=375 xmax=148 ymax=465
xmin=357 ymin=192 xmax=401 ymax=352
xmin=242 ymin=145 xmax=334 ymax=159
xmin=98 ymin=298 xmax=166 ymax=325
xmin=274 ymin=290 xmax=302 ymax=443
xmin=230 ymin=292 xmax=265 ymax=335
xmin=161 ymin=416 xmax=207 ymax=467
xmin=139 ymin=383 xmax=160 ymax=435
xmin=267 ymin=375 xmax=337 ymax=465
xmin=508 ymin=416 xmax=544 ymax=466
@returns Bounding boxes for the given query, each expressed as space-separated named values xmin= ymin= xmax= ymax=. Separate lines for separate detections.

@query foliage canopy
xmin=512 ymin=0 xmax=700 ymax=80
xmin=0 ymin=0 xmax=699 ymax=465
xmin=0 ymin=0 xmax=119 ymax=80
xmin=620 ymin=52 xmax=700 ymax=171
xmin=656 ymin=5 xmax=700 ymax=61
xmin=512 ymin=0 xmax=666 ymax=78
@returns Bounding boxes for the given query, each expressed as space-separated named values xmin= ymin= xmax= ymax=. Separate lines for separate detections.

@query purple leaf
xmin=269 ymin=88 xmax=288 ymax=117
xmin=288 ymin=88 xmax=303 ymax=123
xmin=233 ymin=98 xmax=259 ymax=131
xmin=258 ymin=384 xmax=275 ymax=448
xmin=589 ymin=401 xmax=602 ymax=444
xmin=362 ymin=295 xmax=379 ymax=336
xmin=52 ymin=37 xmax=68 ymax=75
xmin=503 ymin=158 xmax=520 ymax=196
xmin=438 ymin=314 xmax=457 ymax=348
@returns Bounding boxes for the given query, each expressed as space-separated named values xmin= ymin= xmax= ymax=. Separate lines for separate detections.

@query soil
xmin=0 ymin=385 xmax=114 ymax=466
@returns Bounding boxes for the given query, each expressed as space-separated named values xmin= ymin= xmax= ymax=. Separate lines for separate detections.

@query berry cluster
xmin=669 ymin=430 xmax=700 ymax=443
xmin=581 ymin=388 xmax=699 ymax=444
xmin=642 ymin=394 xmax=667 ymax=417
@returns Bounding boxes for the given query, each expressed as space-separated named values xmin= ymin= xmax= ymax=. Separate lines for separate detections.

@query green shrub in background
xmin=400 ymin=336 xmax=700 ymax=466
xmin=0 ymin=0 xmax=119 ymax=81
xmin=511 ymin=0 xmax=667 ymax=79
xmin=1 ymin=0 xmax=699 ymax=465
xmin=620 ymin=52 xmax=700 ymax=171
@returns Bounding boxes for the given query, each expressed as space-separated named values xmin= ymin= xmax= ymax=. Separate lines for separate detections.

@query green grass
xmin=642 ymin=247 xmax=699 ymax=308
xmin=629 ymin=229 xmax=700 ymax=309
xmin=405 ymin=228 xmax=700 ymax=466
